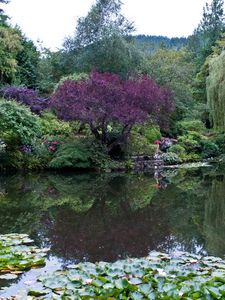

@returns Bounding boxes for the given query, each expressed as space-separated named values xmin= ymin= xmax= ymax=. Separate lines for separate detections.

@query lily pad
xmin=0 ymin=233 xmax=48 ymax=282
xmin=11 ymin=251 xmax=225 ymax=299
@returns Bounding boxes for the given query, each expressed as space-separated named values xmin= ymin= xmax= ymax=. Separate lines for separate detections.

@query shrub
xmin=48 ymin=139 xmax=92 ymax=169
xmin=178 ymin=132 xmax=204 ymax=153
xmin=214 ymin=133 xmax=225 ymax=153
xmin=126 ymin=132 xmax=157 ymax=156
xmin=201 ymin=140 xmax=219 ymax=158
xmin=40 ymin=111 xmax=72 ymax=136
xmin=0 ymin=86 xmax=49 ymax=114
xmin=180 ymin=153 xmax=202 ymax=162
xmin=0 ymin=150 xmax=23 ymax=170
xmin=168 ymin=144 xmax=186 ymax=155
xmin=143 ymin=126 xmax=161 ymax=143
xmin=55 ymin=72 xmax=88 ymax=90
xmin=0 ymin=99 xmax=41 ymax=146
xmin=176 ymin=120 xmax=205 ymax=134
xmin=161 ymin=152 xmax=182 ymax=164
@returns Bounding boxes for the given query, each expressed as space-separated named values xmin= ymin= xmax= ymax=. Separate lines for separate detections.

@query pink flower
xmin=51 ymin=141 xmax=58 ymax=145
xmin=154 ymin=140 xmax=161 ymax=145
xmin=48 ymin=146 xmax=56 ymax=151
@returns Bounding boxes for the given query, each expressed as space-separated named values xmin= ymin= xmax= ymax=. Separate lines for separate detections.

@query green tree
xmin=71 ymin=32 xmax=143 ymax=77
xmin=206 ymin=50 xmax=225 ymax=131
xmin=37 ymin=49 xmax=69 ymax=95
xmin=142 ymin=48 xmax=195 ymax=123
xmin=189 ymin=0 xmax=225 ymax=66
xmin=15 ymin=28 xmax=40 ymax=88
xmin=0 ymin=26 xmax=22 ymax=84
xmin=63 ymin=0 xmax=141 ymax=77
xmin=188 ymin=0 xmax=225 ymax=115
xmin=67 ymin=0 xmax=134 ymax=49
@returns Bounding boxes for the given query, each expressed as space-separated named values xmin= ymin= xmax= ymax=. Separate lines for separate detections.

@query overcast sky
xmin=3 ymin=0 xmax=210 ymax=50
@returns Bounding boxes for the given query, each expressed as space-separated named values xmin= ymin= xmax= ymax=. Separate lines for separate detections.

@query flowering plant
xmin=43 ymin=136 xmax=65 ymax=153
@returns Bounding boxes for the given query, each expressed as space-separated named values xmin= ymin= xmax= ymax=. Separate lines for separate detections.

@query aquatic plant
xmin=0 ymin=234 xmax=48 ymax=281
xmin=13 ymin=251 xmax=225 ymax=299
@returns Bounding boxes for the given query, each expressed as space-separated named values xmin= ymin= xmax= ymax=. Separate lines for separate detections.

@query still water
xmin=0 ymin=165 xmax=225 ymax=294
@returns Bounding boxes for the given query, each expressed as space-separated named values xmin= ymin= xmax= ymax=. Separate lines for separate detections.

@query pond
xmin=1 ymin=164 xmax=225 ymax=296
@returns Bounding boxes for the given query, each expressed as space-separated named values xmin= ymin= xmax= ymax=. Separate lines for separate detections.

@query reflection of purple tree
xmin=41 ymin=200 xmax=172 ymax=263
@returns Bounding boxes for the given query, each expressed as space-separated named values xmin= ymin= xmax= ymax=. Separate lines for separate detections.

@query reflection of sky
xmin=155 ymin=235 xmax=207 ymax=257
xmin=0 ymin=256 xmax=61 ymax=298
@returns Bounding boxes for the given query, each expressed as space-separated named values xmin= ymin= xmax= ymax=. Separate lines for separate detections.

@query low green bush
xmin=40 ymin=111 xmax=72 ymax=136
xmin=201 ymin=140 xmax=219 ymax=159
xmin=48 ymin=138 xmax=92 ymax=169
xmin=143 ymin=126 xmax=161 ymax=143
xmin=161 ymin=152 xmax=182 ymax=164
xmin=55 ymin=72 xmax=88 ymax=91
xmin=180 ymin=152 xmax=202 ymax=162
xmin=178 ymin=131 xmax=205 ymax=154
xmin=0 ymin=99 xmax=41 ymax=146
xmin=168 ymin=144 xmax=186 ymax=155
xmin=127 ymin=132 xmax=157 ymax=156
xmin=132 ymin=124 xmax=161 ymax=143
xmin=214 ymin=133 xmax=225 ymax=153
xmin=176 ymin=120 xmax=205 ymax=134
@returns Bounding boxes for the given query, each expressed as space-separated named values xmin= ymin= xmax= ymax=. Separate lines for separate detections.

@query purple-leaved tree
xmin=51 ymin=71 xmax=174 ymax=152
xmin=0 ymin=86 xmax=49 ymax=114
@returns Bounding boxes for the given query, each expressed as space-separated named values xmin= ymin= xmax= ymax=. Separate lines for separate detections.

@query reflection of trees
xmin=1 ymin=167 xmax=225 ymax=262
xmin=204 ymin=177 xmax=225 ymax=257
xmin=42 ymin=203 xmax=171 ymax=263
xmin=0 ymin=172 xmax=157 ymax=235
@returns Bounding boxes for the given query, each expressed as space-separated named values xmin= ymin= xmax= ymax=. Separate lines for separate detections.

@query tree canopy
xmin=66 ymin=0 xmax=134 ymax=49
xmin=51 ymin=71 xmax=173 ymax=151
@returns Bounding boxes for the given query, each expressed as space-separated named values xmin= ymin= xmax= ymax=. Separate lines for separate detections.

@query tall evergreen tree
xmin=188 ymin=0 xmax=225 ymax=66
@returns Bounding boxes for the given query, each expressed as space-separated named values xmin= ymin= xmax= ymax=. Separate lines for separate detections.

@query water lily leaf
xmin=138 ymin=283 xmax=152 ymax=295
xmin=114 ymin=278 xmax=129 ymax=289
xmin=131 ymin=291 xmax=144 ymax=299
xmin=207 ymin=286 xmax=221 ymax=298
xmin=129 ymin=277 xmax=142 ymax=285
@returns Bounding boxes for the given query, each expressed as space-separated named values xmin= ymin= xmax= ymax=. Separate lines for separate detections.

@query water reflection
xmin=0 ymin=166 xmax=225 ymax=264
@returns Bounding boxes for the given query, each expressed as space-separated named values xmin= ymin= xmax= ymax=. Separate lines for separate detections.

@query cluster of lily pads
xmin=0 ymin=233 xmax=48 ymax=281
xmin=13 ymin=251 xmax=225 ymax=299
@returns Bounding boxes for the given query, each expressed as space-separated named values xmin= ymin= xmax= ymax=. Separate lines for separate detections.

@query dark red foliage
xmin=0 ymin=86 xmax=49 ymax=114
xmin=51 ymin=71 xmax=174 ymax=149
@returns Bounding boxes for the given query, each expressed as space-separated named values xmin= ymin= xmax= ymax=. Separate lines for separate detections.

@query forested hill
xmin=133 ymin=35 xmax=188 ymax=53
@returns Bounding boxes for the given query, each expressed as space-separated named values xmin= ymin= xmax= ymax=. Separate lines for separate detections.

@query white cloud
xmin=4 ymin=0 xmax=209 ymax=50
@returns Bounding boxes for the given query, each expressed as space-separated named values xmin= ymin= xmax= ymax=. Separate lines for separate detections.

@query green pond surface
xmin=0 ymin=164 xmax=225 ymax=296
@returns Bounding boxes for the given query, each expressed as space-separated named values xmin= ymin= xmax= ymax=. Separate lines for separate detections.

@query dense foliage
xmin=1 ymin=0 xmax=225 ymax=169
xmin=0 ymin=99 xmax=41 ymax=145
xmin=134 ymin=35 xmax=188 ymax=53
xmin=0 ymin=86 xmax=49 ymax=113
xmin=51 ymin=71 xmax=173 ymax=153
xmin=206 ymin=51 xmax=225 ymax=131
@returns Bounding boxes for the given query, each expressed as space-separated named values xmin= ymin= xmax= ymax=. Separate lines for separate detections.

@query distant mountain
xmin=133 ymin=35 xmax=188 ymax=53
